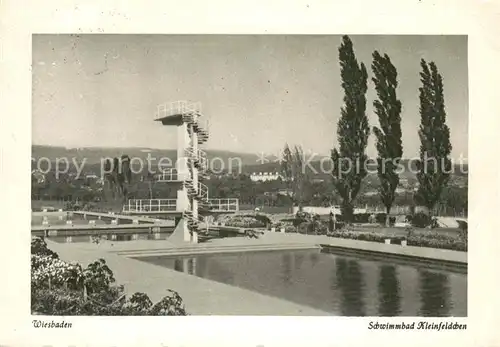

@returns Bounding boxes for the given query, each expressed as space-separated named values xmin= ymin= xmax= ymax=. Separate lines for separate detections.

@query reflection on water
xmin=419 ymin=270 xmax=451 ymax=317
xmin=378 ymin=265 xmax=401 ymax=316
xmin=309 ymin=253 xmax=319 ymax=267
xmin=50 ymin=233 xmax=171 ymax=243
xmin=139 ymin=250 xmax=467 ymax=316
xmin=282 ymin=253 xmax=292 ymax=285
xmin=336 ymin=259 xmax=366 ymax=316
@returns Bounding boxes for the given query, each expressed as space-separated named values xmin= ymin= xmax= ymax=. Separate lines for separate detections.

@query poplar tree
xmin=281 ymin=143 xmax=295 ymax=207
xmin=415 ymin=59 xmax=452 ymax=223
xmin=331 ymin=35 xmax=370 ymax=223
xmin=372 ymin=51 xmax=403 ymax=226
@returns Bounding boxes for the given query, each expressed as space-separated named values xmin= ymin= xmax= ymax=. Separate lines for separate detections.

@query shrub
xmin=313 ymin=220 xmax=329 ymax=235
xmin=31 ymin=237 xmax=187 ymax=315
xmin=407 ymin=235 xmax=467 ymax=252
xmin=297 ymin=222 xmax=309 ymax=234
xmin=330 ymin=221 xmax=346 ymax=230
xmin=31 ymin=237 xmax=59 ymax=259
xmin=373 ymin=213 xmax=396 ymax=226
xmin=353 ymin=213 xmax=370 ymax=224
xmin=457 ymin=220 xmax=468 ymax=243
xmin=325 ymin=230 xmax=466 ymax=252
xmin=410 ymin=212 xmax=438 ymax=228
xmin=333 ymin=214 xmax=345 ymax=222
xmin=327 ymin=231 xmax=387 ymax=243
xmin=225 ymin=215 xmax=267 ymax=228
xmin=253 ymin=214 xmax=271 ymax=226
xmin=292 ymin=218 xmax=308 ymax=227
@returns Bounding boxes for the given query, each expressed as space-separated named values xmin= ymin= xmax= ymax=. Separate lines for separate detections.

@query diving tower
xmin=122 ymin=101 xmax=239 ymax=243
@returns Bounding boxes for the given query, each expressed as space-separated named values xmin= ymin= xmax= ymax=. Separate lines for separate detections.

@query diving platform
xmin=125 ymin=100 xmax=239 ymax=244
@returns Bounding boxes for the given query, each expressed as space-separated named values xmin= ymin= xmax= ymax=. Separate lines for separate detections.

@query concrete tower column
xmin=176 ymin=122 xmax=190 ymax=242
xmin=191 ymin=117 xmax=200 ymax=242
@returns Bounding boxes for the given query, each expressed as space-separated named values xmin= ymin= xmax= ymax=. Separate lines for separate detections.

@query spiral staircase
xmin=125 ymin=100 xmax=239 ymax=243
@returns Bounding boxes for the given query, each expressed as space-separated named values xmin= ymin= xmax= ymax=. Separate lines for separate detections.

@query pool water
xmin=50 ymin=233 xmax=172 ymax=243
xmin=31 ymin=214 xmax=110 ymax=226
xmin=30 ymin=213 xmax=139 ymax=226
xmin=138 ymin=249 xmax=467 ymax=316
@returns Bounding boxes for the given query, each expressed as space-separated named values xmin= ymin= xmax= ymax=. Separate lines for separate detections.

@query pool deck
xmin=42 ymin=232 xmax=466 ymax=315
xmin=59 ymin=231 xmax=467 ymax=264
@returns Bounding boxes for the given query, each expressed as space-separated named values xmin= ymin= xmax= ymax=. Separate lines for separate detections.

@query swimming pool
xmin=31 ymin=213 xmax=109 ymax=226
xmin=137 ymin=249 xmax=467 ymax=316
xmin=49 ymin=233 xmax=173 ymax=243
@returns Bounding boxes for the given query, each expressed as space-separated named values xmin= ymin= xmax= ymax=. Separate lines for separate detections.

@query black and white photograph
xmin=29 ymin=34 xmax=468 ymax=317
xmin=4 ymin=2 xmax=500 ymax=345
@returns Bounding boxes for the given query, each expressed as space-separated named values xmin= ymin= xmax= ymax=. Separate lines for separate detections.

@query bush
xmin=407 ymin=234 xmax=467 ymax=252
xmin=410 ymin=212 xmax=438 ymax=228
xmin=31 ymin=237 xmax=59 ymax=259
xmin=313 ymin=220 xmax=329 ymax=235
xmin=224 ymin=215 xmax=267 ymax=228
xmin=297 ymin=222 xmax=309 ymax=234
xmin=253 ymin=214 xmax=271 ymax=225
xmin=292 ymin=218 xmax=308 ymax=227
xmin=327 ymin=231 xmax=387 ymax=243
xmin=353 ymin=213 xmax=371 ymax=224
xmin=31 ymin=237 xmax=187 ymax=315
xmin=325 ymin=230 xmax=466 ymax=252
xmin=457 ymin=220 xmax=468 ymax=243
xmin=373 ymin=213 xmax=396 ymax=226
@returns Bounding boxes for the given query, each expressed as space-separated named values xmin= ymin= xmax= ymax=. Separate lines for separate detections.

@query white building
xmin=250 ymin=172 xmax=283 ymax=182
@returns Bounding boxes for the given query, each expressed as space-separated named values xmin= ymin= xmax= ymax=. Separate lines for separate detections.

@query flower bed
xmin=220 ymin=213 xmax=271 ymax=228
xmin=326 ymin=230 xmax=467 ymax=252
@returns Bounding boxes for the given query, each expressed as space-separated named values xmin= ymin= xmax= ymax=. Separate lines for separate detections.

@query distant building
xmin=399 ymin=178 xmax=410 ymax=188
xmin=250 ymin=172 xmax=283 ymax=182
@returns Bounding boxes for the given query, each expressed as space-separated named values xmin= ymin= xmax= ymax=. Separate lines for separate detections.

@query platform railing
xmin=198 ymin=182 xmax=209 ymax=200
xmin=156 ymin=100 xmax=202 ymax=119
xmin=155 ymin=169 xmax=179 ymax=182
xmin=123 ymin=199 xmax=177 ymax=213
xmin=203 ymin=198 xmax=239 ymax=212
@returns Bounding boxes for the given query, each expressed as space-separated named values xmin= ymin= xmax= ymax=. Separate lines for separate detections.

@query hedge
xmin=326 ymin=231 xmax=467 ymax=252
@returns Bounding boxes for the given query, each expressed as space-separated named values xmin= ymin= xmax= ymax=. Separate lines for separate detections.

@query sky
xmin=32 ymin=34 xmax=468 ymax=159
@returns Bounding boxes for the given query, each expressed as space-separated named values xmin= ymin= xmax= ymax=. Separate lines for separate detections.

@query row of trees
xmin=285 ymin=35 xmax=454 ymax=226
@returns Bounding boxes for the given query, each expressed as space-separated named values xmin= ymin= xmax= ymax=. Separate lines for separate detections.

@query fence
xmin=123 ymin=199 xmax=177 ymax=213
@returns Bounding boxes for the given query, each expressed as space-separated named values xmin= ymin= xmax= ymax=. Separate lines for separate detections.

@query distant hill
xmin=31 ymin=145 xmax=260 ymax=170
xmin=32 ymin=145 xmax=468 ymax=180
